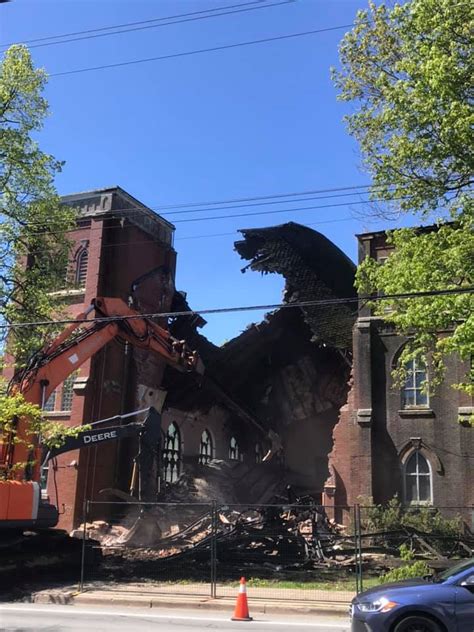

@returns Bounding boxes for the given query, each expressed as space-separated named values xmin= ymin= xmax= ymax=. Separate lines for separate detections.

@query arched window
xmin=75 ymin=248 xmax=89 ymax=286
xmin=199 ymin=429 xmax=213 ymax=465
xmin=61 ymin=375 xmax=75 ymax=411
xmin=229 ymin=436 xmax=240 ymax=461
xmin=255 ymin=443 xmax=262 ymax=464
xmin=163 ymin=422 xmax=181 ymax=483
xmin=401 ymin=357 xmax=428 ymax=408
xmin=404 ymin=451 xmax=432 ymax=504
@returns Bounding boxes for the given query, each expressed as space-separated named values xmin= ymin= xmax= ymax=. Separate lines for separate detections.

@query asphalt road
xmin=0 ymin=604 xmax=350 ymax=631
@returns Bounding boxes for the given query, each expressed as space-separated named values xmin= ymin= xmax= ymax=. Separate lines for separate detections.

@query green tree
xmin=0 ymin=384 xmax=87 ymax=476
xmin=1 ymin=45 xmax=75 ymax=365
xmin=333 ymin=1 xmax=473 ymax=401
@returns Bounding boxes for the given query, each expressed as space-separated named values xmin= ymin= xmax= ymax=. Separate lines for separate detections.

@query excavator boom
xmin=0 ymin=296 xmax=203 ymax=529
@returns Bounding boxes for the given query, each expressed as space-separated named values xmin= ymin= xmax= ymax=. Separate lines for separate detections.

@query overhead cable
xmin=5 ymin=1 xmax=293 ymax=51
xmin=1 ymin=1 xmax=271 ymax=47
xmin=8 ymin=185 xmax=392 ymax=229
xmin=157 ymin=183 xmax=376 ymax=210
xmin=7 ymin=216 xmax=357 ymax=259
xmin=4 ymin=183 xmax=382 ymax=228
xmin=2 ymin=287 xmax=472 ymax=330
xmin=5 ymin=196 xmax=406 ymax=238
xmin=50 ymin=23 xmax=354 ymax=77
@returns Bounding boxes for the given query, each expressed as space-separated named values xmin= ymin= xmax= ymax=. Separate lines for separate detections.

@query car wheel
xmin=393 ymin=615 xmax=442 ymax=632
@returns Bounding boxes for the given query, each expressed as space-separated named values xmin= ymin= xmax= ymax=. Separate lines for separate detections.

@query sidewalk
xmin=31 ymin=583 xmax=352 ymax=617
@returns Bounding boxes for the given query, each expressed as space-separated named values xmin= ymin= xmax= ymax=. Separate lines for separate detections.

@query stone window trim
xmin=398 ymin=408 xmax=435 ymax=419
xmin=398 ymin=438 xmax=443 ymax=476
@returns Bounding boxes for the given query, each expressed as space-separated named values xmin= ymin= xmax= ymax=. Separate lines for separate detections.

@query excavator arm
xmin=2 ymin=296 xmax=203 ymax=483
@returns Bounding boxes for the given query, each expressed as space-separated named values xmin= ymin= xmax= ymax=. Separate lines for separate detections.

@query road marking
xmin=0 ymin=605 xmax=349 ymax=627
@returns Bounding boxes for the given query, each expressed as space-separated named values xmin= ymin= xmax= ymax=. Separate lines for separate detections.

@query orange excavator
xmin=0 ymin=297 xmax=204 ymax=531
xmin=0 ymin=296 xmax=282 ymax=533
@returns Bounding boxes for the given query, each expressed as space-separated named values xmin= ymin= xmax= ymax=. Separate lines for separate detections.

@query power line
xmin=7 ymin=183 xmax=381 ymax=229
xmin=5 ymin=1 xmax=293 ymax=51
xmin=2 ymin=287 xmax=472 ymax=330
xmin=10 ymin=185 xmax=389 ymax=231
xmin=176 ymin=215 xmax=355 ymax=239
xmin=8 ymin=216 xmax=358 ymax=259
xmin=50 ymin=23 xmax=354 ymax=77
xmin=152 ymin=183 xmax=376 ymax=210
xmin=171 ymin=197 xmax=408 ymax=223
xmin=164 ymin=188 xmax=390 ymax=215
xmin=3 ymin=196 xmax=404 ymax=238
xmin=1 ymin=1 xmax=267 ymax=47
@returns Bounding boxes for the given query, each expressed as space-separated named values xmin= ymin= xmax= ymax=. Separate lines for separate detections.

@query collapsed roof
xmin=234 ymin=222 xmax=357 ymax=349
xmin=164 ymin=223 xmax=356 ymax=412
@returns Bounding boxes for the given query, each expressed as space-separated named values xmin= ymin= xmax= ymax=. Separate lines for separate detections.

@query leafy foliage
xmin=0 ymin=386 xmax=87 ymax=476
xmin=381 ymin=559 xmax=431 ymax=584
xmin=1 ymin=45 xmax=75 ymax=364
xmin=333 ymin=1 xmax=473 ymax=401
xmin=333 ymin=0 xmax=473 ymax=218
xmin=361 ymin=496 xmax=462 ymax=537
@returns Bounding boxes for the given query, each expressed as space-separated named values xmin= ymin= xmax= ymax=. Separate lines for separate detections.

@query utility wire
xmin=157 ymin=183 xmax=375 ymax=210
xmin=3 ymin=196 xmax=405 ymax=238
xmin=8 ymin=183 xmax=382 ymax=228
xmin=10 ymin=216 xmax=357 ymax=260
xmin=50 ymin=23 xmax=354 ymax=77
xmin=171 ymin=196 xmax=408 ymax=223
xmin=163 ymin=188 xmax=394 ymax=215
xmin=11 ymin=185 xmax=391 ymax=229
xmin=1 ymin=1 xmax=266 ymax=47
xmin=2 ymin=287 xmax=472 ymax=330
xmin=5 ymin=1 xmax=293 ymax=51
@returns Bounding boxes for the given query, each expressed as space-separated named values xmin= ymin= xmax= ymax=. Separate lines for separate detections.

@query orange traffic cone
xmin=231 ymin=577 xmax=253 ymax=621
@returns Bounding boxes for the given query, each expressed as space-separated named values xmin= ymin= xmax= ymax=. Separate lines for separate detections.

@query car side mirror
xmin=460 ymin=575 xmax=474 ymax=588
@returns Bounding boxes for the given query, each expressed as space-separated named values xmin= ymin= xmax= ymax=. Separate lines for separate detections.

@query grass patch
xmin=245 ymin=577 xmax=379 ymax=591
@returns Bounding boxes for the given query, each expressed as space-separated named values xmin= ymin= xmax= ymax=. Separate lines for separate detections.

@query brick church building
xmin=8 ymin=186 xmax=472 ymax=531
xmin=326 ymin=229 xmax=474 ymax=521
xmin=36 ymin=186 xmax=178 ymax=530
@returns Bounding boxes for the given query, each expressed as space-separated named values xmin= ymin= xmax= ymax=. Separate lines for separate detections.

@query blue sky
xmin=1 ymin=0 xmax=405 ymax=344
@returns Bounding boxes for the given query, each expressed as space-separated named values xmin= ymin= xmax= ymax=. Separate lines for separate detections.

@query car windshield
xmin=437 ymin=559 xmax=474 ymax=582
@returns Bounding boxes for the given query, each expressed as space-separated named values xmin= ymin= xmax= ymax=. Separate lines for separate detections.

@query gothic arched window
xmin=75 ymin=248 xmax=89 ymax=286
xmin=199 ymin=429 xmax=213 ymax=465
xmin=404 ymin=451 xmax=432 ymax=504
xmin=163 ymin=422 xmax=181 ymax=483
xmin=229 ymin=436 xmax=240 ymax=461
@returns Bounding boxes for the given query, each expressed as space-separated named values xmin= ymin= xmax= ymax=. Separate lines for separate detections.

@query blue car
xmin=350 ymin=558 xmax=474 ymax=632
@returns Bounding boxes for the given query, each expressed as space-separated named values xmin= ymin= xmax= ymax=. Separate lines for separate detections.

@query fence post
xmin=353 ymin=505 xmax=359 ymax=594
xmin=356 ymin=504 xmax=363 ymax=593
xmin=79 ymin=499 xmax=89 ymax=592
xmin=210 ymin=500 xmax=217 ymax=598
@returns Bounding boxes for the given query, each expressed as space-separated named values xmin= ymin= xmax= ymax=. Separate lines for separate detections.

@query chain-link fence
xmin=79 ymin=501 xmax=358 ymax=602
xmin=78 ymin=501 xmax=474 ymax=602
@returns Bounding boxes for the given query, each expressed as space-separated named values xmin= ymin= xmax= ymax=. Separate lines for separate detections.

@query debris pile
xmin=76 ymin=498 xmax=474 ymax=587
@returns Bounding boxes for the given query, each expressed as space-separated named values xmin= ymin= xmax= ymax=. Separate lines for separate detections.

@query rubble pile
xmin=76 ymin=498 xmax=474 ymax=587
